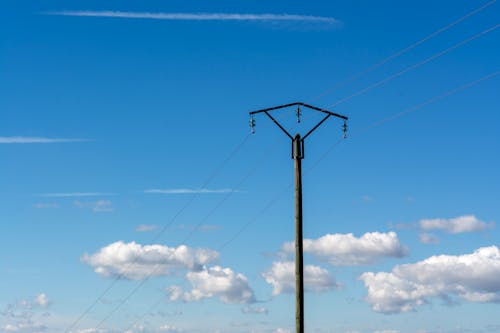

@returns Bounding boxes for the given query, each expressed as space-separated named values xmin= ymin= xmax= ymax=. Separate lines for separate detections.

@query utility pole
xmin=249 ymin=102 xmax=348 ymax=333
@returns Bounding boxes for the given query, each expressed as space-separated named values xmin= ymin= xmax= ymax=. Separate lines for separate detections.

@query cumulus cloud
xmin=283 ymin=232 xmax=407 ymax=266
xmin=166 ymin=266 xmax=255 ymax=304
xmin=360 ymin=246 xmax=500 ymax=313
xmin=262 ymin=261 xmax=338 ymax=296
xmin=81 ymin=241 xmax=219 ymax=280
xmin=0 ymin=294 xmax=51 ymax=333
xmin=33 ymin=294 xmax=50 ymax=308
xmin=419 ymin=215 xmax=493 ymax=234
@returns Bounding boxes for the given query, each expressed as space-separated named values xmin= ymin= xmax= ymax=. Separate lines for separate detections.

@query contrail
xmin=45 ymin=11 xmax=339 ymax=24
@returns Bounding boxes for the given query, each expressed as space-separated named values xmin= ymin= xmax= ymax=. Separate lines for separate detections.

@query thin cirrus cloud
xmin=36 ymin=192 xmax=115 ymax=197
xmin=46 ymin=11 xmax=339 ymax=24
xmin=0 ymin=136 xmax=88 ymax=144
xmin=144 ymin=188 xmax=238 ymax=194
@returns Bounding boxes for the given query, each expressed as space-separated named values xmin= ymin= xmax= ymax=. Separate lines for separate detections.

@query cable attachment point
xmin=343 ymin=120 xmax=348 ymax=139
xmin=296 ymin=105 xmax=302 ymax=123
xmin=249 ymin=115 xmax=256 ymax=134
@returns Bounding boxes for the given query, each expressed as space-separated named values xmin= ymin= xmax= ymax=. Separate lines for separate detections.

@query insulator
xmin=343 ymin=120 xmax=348 ymax=139
xmin=296 ymin=105 xmax=302 ymax=123
xmin=249 ymin=116 xmax=256 ymax=134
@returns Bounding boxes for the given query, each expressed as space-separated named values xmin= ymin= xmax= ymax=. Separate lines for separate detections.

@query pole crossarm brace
xmin=249 ymin=102 xmax=347 ymax=120
xmin=249 ymin=102 xmax=349 ymax=158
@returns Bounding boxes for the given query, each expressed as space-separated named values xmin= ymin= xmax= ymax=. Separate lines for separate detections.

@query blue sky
xmin=1 ymin=1 xmax=499 ymax=332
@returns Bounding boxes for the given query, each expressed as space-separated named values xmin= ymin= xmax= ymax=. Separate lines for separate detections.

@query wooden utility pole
xmin=293 ymin=134 xmax=304 ymax=332
xmin=249 ymin=102 xmax=347 ymax=333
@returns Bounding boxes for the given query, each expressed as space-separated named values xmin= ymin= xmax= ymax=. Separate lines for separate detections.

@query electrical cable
xmin=64 ymin=132 xmax=251 ymax=332
xmin=310 ymin=0 xmax=497 ymax=102
xmin=84 ymin=112 xmax=298 ymax=331
xmin=324 ymin=23 xmax=499 ymax=109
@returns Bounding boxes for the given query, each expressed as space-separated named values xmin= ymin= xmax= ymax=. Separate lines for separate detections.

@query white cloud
xmin=68 ymin=329 xmax=111 ymax=333
xmin=144 ymin=188 xmax=237 ymax=194
xmin=1 ymin=321 xmax=48 ymax=332
xmin=241 ymin=306 xmax=268 ymax=315
xmin=360 ymin=246 xmax=500 ymax=313
xmin=283 ymin=232 xmax=407 ymax=266
xmin=73 ymin=200 xmax=113 ymax=212
xmin=374 ymin=331 xmax=400 ymax=333
xmin=159 ymin=324 xmax=183 ymax=332
xmin=419 ymin=215 xmax=493 ymax=234
xmin=37 ymin=192 xmax=114 ymax=197
xmin=81 ymin=241 xmax=219 ymax=280
xmin=419 ymin=233 xmax=439 ymax=244
xmin=0 ymin=136 xmax=87 ymax=144
xmin=47 ymin=11 xmax=339 ymax=24
xmin=274 ymin=329 xmax=291 ymax=333
xmin=33 ymin=294 xmax=50 ymax=308
xmin=262 ymin=261 xmax=338 ymax=296
xmin=135 ymin=224 xmax=158 ymax=232
xmin=167 ymin=266 xmax=255 ymax=304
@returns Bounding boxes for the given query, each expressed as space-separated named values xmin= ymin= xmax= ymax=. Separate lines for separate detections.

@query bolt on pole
xmin=249 ymin=102 xmax=348 ymax=333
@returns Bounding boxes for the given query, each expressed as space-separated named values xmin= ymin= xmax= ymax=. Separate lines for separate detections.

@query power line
xmin=106 ymin=70 xmax=499 ymax=331
xmin=85 ymin=112 xmax=299 ymax=331
xmin=310 ymin=0 xmax=497 ymax=102
xmin=220 ymin=70 xmax=499 ymax=255
xmin=324 ymin=23 xmax=499 ymax=109
xmin=70 ymin=7 xmax=498 ymax=330
xmin=64 ymin=132 xmax=251 ymax=333
xmin=113 ymin=111 xmax=322 ymax=332
xmin=310 ymin=70 xmax=500 ymax=172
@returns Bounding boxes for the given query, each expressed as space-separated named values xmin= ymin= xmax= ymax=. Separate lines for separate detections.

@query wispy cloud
xmin=46 ymin=11 xmax=339 ymax=24
xmin=144 ymin=188 xmax=238 ymax=194
xmin=135 ymin=224 xmax=158 ymax=232
xmin=36 ymin=192 xmax=115 ymax=197
xmin=0 ymin=136 xmax=88 ymax=144
xmin=74 ymin=200 xmax=113 ymax=212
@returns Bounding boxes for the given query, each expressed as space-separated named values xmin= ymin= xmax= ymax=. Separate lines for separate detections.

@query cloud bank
xmin=360 ymin=246 xmax=500 ymax=313
xmin=283 ymin=232 xmax=407 ymax=266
